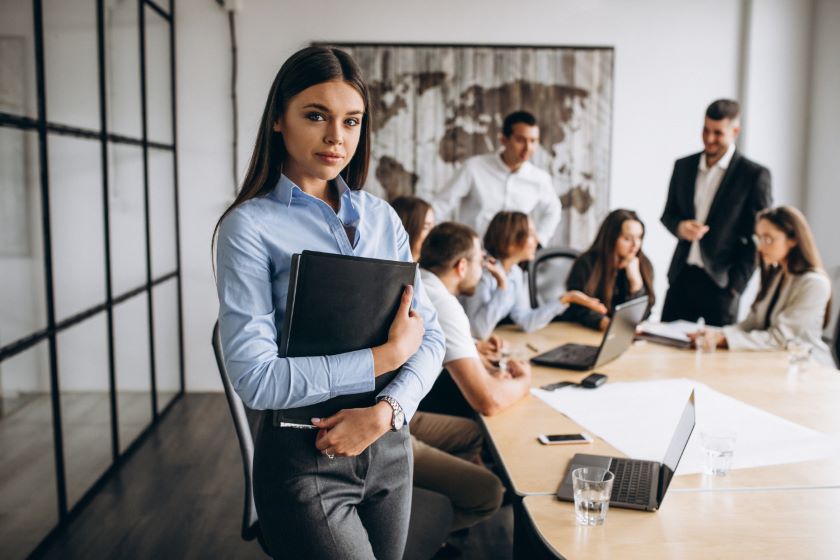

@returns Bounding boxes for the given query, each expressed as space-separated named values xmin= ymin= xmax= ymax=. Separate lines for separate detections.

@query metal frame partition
xmin=0 ymin=1 xmax=182 ymax=556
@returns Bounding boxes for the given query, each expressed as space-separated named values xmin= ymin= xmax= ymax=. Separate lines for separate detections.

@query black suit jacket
xmin=661 ymin=150 xmax=772 ymax=294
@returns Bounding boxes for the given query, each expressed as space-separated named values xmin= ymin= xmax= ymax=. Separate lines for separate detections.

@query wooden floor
xmin=1 ymin=391 xmax=169 ymax=560
xmin=31 ymin=394 xmax=513 ymax=559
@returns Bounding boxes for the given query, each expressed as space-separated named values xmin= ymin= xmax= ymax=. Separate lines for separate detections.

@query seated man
xmin=418 ymin=222 xmax=533 ymax=417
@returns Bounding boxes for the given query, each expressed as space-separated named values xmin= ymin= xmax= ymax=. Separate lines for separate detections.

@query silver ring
xmin=324 ymin=449 xmax=335 ymax=460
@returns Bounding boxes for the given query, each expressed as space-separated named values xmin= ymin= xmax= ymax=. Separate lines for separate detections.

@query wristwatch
xmin=378 ymin=395 xmax=405 ymax=431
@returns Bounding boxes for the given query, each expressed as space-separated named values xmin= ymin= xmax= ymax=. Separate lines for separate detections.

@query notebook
xmin=272 ymin=251 xmax=417 ymax=426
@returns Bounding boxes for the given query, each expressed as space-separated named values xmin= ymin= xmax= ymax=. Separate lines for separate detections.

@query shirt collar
xmin=698 ymin=143 xmax=736 ymax=172
xmin=494 ymin=152 xmax=532 ymax=176
xmin=271 ymin=173 xmax=359 ymax=226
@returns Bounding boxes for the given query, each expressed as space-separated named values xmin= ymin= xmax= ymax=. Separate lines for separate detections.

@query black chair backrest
xmin=212 ymin=321 xmax=265 ymax=549
xmin=833 ymin=308 xmax=840 ymax=369
xmin=528 ymin=246 xmax=581 ymax=309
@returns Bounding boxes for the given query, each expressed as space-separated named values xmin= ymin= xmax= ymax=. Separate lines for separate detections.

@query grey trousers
xmin=253 ymin=422 xmax=413 ymax=560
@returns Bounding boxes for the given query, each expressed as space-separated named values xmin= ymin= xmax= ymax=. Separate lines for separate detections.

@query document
xmin=532 ymin=378 xmax=840 ymax=475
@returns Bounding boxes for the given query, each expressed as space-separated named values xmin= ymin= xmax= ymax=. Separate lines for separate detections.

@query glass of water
xmin=572 ymin=467 xmax=614 ymax=526
xmin=785 ymin=339 xmax=812 ymax=371
xmin=700 ymin=430 xmax=736 ymax=476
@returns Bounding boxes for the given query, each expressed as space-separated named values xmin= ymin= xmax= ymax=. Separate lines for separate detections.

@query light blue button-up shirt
xmin=460 ymin=266 xmax=566 ymax=340
xmin=215 ymin=174 xmax=445 ymax=420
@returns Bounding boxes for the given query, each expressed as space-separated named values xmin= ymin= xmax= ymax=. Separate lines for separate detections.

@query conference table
xmin=481 ymin=323 xmax=840 ymax=559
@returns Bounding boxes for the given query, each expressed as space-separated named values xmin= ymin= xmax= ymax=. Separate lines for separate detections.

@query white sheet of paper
xmin=532 ymin=378 xmax=840 ymax=475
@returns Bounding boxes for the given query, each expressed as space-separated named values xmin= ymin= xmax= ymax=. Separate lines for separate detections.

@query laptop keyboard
xmin=609 ymin=458 xmax=654 ymax=505
xmin=539 ymin=344 xmax=598 ymax=364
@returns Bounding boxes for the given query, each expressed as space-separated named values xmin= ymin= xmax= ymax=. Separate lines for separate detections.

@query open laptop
xmin=556 ymin=390 xmax=696 ymax=511
xmin=531 ymin=296 xmax=648 ymax=371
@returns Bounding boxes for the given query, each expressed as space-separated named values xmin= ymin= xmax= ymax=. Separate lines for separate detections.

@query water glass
xmin=498 ymin=347 xmax=511 ymax=372
xmin=785 ymin=339 xmax=812 ymax=371
xmin=572 ymin=467 xmax=614 ymax=526
xmin=700 ymin=430 xmax=736 ymax=476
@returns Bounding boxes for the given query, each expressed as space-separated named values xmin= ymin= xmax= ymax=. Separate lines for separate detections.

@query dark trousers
xmin=253 ymin=422 xmax=412 ymax=560
xmin=662 ymin=265 xmax=739 ymax=327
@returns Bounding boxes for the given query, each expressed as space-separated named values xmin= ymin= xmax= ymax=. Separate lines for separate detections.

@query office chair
xmin=833 ymin=308 xmax=840 ymax=369
xmin=528 ymin=246 xmax=580 ymax=309
xmin=212 ymin=322 xmax=455 ymax=559
xmin=212 ymin=322 xmax=270 ymax=555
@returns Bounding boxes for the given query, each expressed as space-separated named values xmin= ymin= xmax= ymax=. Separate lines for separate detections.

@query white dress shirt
xmin=432 ymin=153 xmax=561 ymax=245
xmin=687 ymin=143 xmax=736 ymax=267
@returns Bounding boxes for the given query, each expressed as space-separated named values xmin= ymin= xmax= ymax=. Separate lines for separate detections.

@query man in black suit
xmin=661 ymin=99 xmax=772 ymax=326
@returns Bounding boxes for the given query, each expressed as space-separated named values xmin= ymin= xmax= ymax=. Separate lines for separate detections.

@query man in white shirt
xmin=661 ymin=99 xmax=772 ymax=325
xmin=432 ymin=111 xmax=561 ymax=245
xmin=418 ymin=222 xmax=533 ymax=416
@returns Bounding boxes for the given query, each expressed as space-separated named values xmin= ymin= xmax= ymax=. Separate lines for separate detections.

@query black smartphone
xmin=580 ymin=372 xmax=608 ymax=388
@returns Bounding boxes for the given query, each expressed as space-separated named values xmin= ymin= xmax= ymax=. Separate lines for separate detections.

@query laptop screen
xmin=593 ymin=295 xmax=649 ymax=368
xmin=657 ymin=391 xmax=696 ymax=501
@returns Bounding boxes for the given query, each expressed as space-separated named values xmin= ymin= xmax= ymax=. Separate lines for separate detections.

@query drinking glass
xmin=785 ymin=339 xmax=812 ymax=371
xmin=572 ymin=467 xmax=614 ymax=526
xmin=700 ymin=430 xmax=736 ymax=476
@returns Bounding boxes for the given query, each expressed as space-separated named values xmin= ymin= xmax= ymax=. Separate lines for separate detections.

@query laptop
xmin=531 ymin=296 xmax=648 ymax=371
xmin=556 ymin=390 xmax=696 ymax=511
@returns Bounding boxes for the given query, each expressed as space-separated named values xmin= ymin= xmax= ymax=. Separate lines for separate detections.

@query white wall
xmin=176 ymin=0 xmax=825 ymax=391
xmin=805 ymin=0 xmax=840 ymax=272
xmin=741 ymin=0 xmax=813 ymax=207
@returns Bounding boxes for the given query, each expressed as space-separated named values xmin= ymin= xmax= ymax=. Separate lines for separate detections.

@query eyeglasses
xmin=752 ymin=234 xmax=777 ymax=246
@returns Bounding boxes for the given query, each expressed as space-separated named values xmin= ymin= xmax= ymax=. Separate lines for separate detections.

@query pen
xmin=526 ymin=343 xmax=539 ymax=352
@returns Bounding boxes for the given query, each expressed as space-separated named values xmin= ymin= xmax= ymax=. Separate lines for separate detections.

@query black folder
xmin=272 ymin=251 xmax=417 ymax=425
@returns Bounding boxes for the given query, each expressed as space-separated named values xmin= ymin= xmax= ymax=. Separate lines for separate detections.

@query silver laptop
xmin=531 ymin=296 xmax=649 ymax=371
xmin=556 ymin=390 xmax=696 ymax=511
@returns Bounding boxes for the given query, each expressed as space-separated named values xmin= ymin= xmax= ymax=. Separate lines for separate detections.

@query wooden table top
xmin=522 ymin=490 xmax=840 ymax=560
xmin=480 ymin=323 xmax=840 ymax=496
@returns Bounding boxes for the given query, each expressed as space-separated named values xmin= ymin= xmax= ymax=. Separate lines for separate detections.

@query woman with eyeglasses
xmin=691 ymin=206 xmax=833 ymax=366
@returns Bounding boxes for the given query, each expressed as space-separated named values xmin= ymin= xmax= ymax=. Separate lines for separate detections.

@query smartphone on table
xmin=537 ymin=433 xmax=593 ymax=445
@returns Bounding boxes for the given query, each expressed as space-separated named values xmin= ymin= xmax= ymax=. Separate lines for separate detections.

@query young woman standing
xmin=214 ymin=47 xmax=445 ymax=559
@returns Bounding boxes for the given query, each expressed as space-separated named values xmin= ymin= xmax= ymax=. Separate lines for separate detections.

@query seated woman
xmin=391 ymin=195 xmax=435 ymax=262
xmin=697 ymin=206 xmax=833 ymax=366
xmin=461 ymin=211 xmax=606 ymax=340
xmin=560 ymin=209 xmax=655 ymax=331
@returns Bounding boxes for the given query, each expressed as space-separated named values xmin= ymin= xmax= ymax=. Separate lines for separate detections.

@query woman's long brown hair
xmin=754 ymin=206 xmax=831 ymax=327
xmin=581 ymin=209 xmax=655 ymax=310
xmin=212 ymin=46 xmax=371 ymax=257
xmin=391 ymin=196 xmax=432 ymax=259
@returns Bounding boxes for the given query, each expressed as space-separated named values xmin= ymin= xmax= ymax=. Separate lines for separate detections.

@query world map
xmin=338 ymin=45 xmax=613 ymax=247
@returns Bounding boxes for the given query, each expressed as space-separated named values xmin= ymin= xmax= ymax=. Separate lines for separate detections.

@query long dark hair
xmin=212 ymin=46 xmax=371 ymax=251
xmin=754 ymin=206 xmax=831 ymax=327
xmin=581 ymin=209 xmax=655 ymax=310
xmin=391 ymin=196 xmax=432 ymax=260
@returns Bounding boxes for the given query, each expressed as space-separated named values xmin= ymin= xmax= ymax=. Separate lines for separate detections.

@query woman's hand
xmin=687 ymin=329 xmax=727 ymax=350
xmin=620 ymin=255 xmax=644 ymax=294
xmin=561 ymin=290 xmax=608 ymax=315
xmin=483 ymin=256 xmax=507 ymax=290
xmin=372 ymin=285 xmax=425 ymax=375
xmin=312 ymin=402 xmax=392 ymax=457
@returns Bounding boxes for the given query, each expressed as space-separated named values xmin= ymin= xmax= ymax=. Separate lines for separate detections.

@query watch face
xmin=394 ymin=410 xmax=405 ymax=430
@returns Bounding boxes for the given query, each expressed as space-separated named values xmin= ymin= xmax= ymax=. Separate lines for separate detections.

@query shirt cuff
xmin=328 ymin=348 xmax=376 ymax=398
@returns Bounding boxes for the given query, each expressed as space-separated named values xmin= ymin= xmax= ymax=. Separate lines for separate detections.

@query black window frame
xmin=0 ymin=1 xmax=183 ymax=555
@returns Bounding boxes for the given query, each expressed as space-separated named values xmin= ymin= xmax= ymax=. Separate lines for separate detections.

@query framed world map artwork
xmin=327 ymin=43 xmax=614 ymax=248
